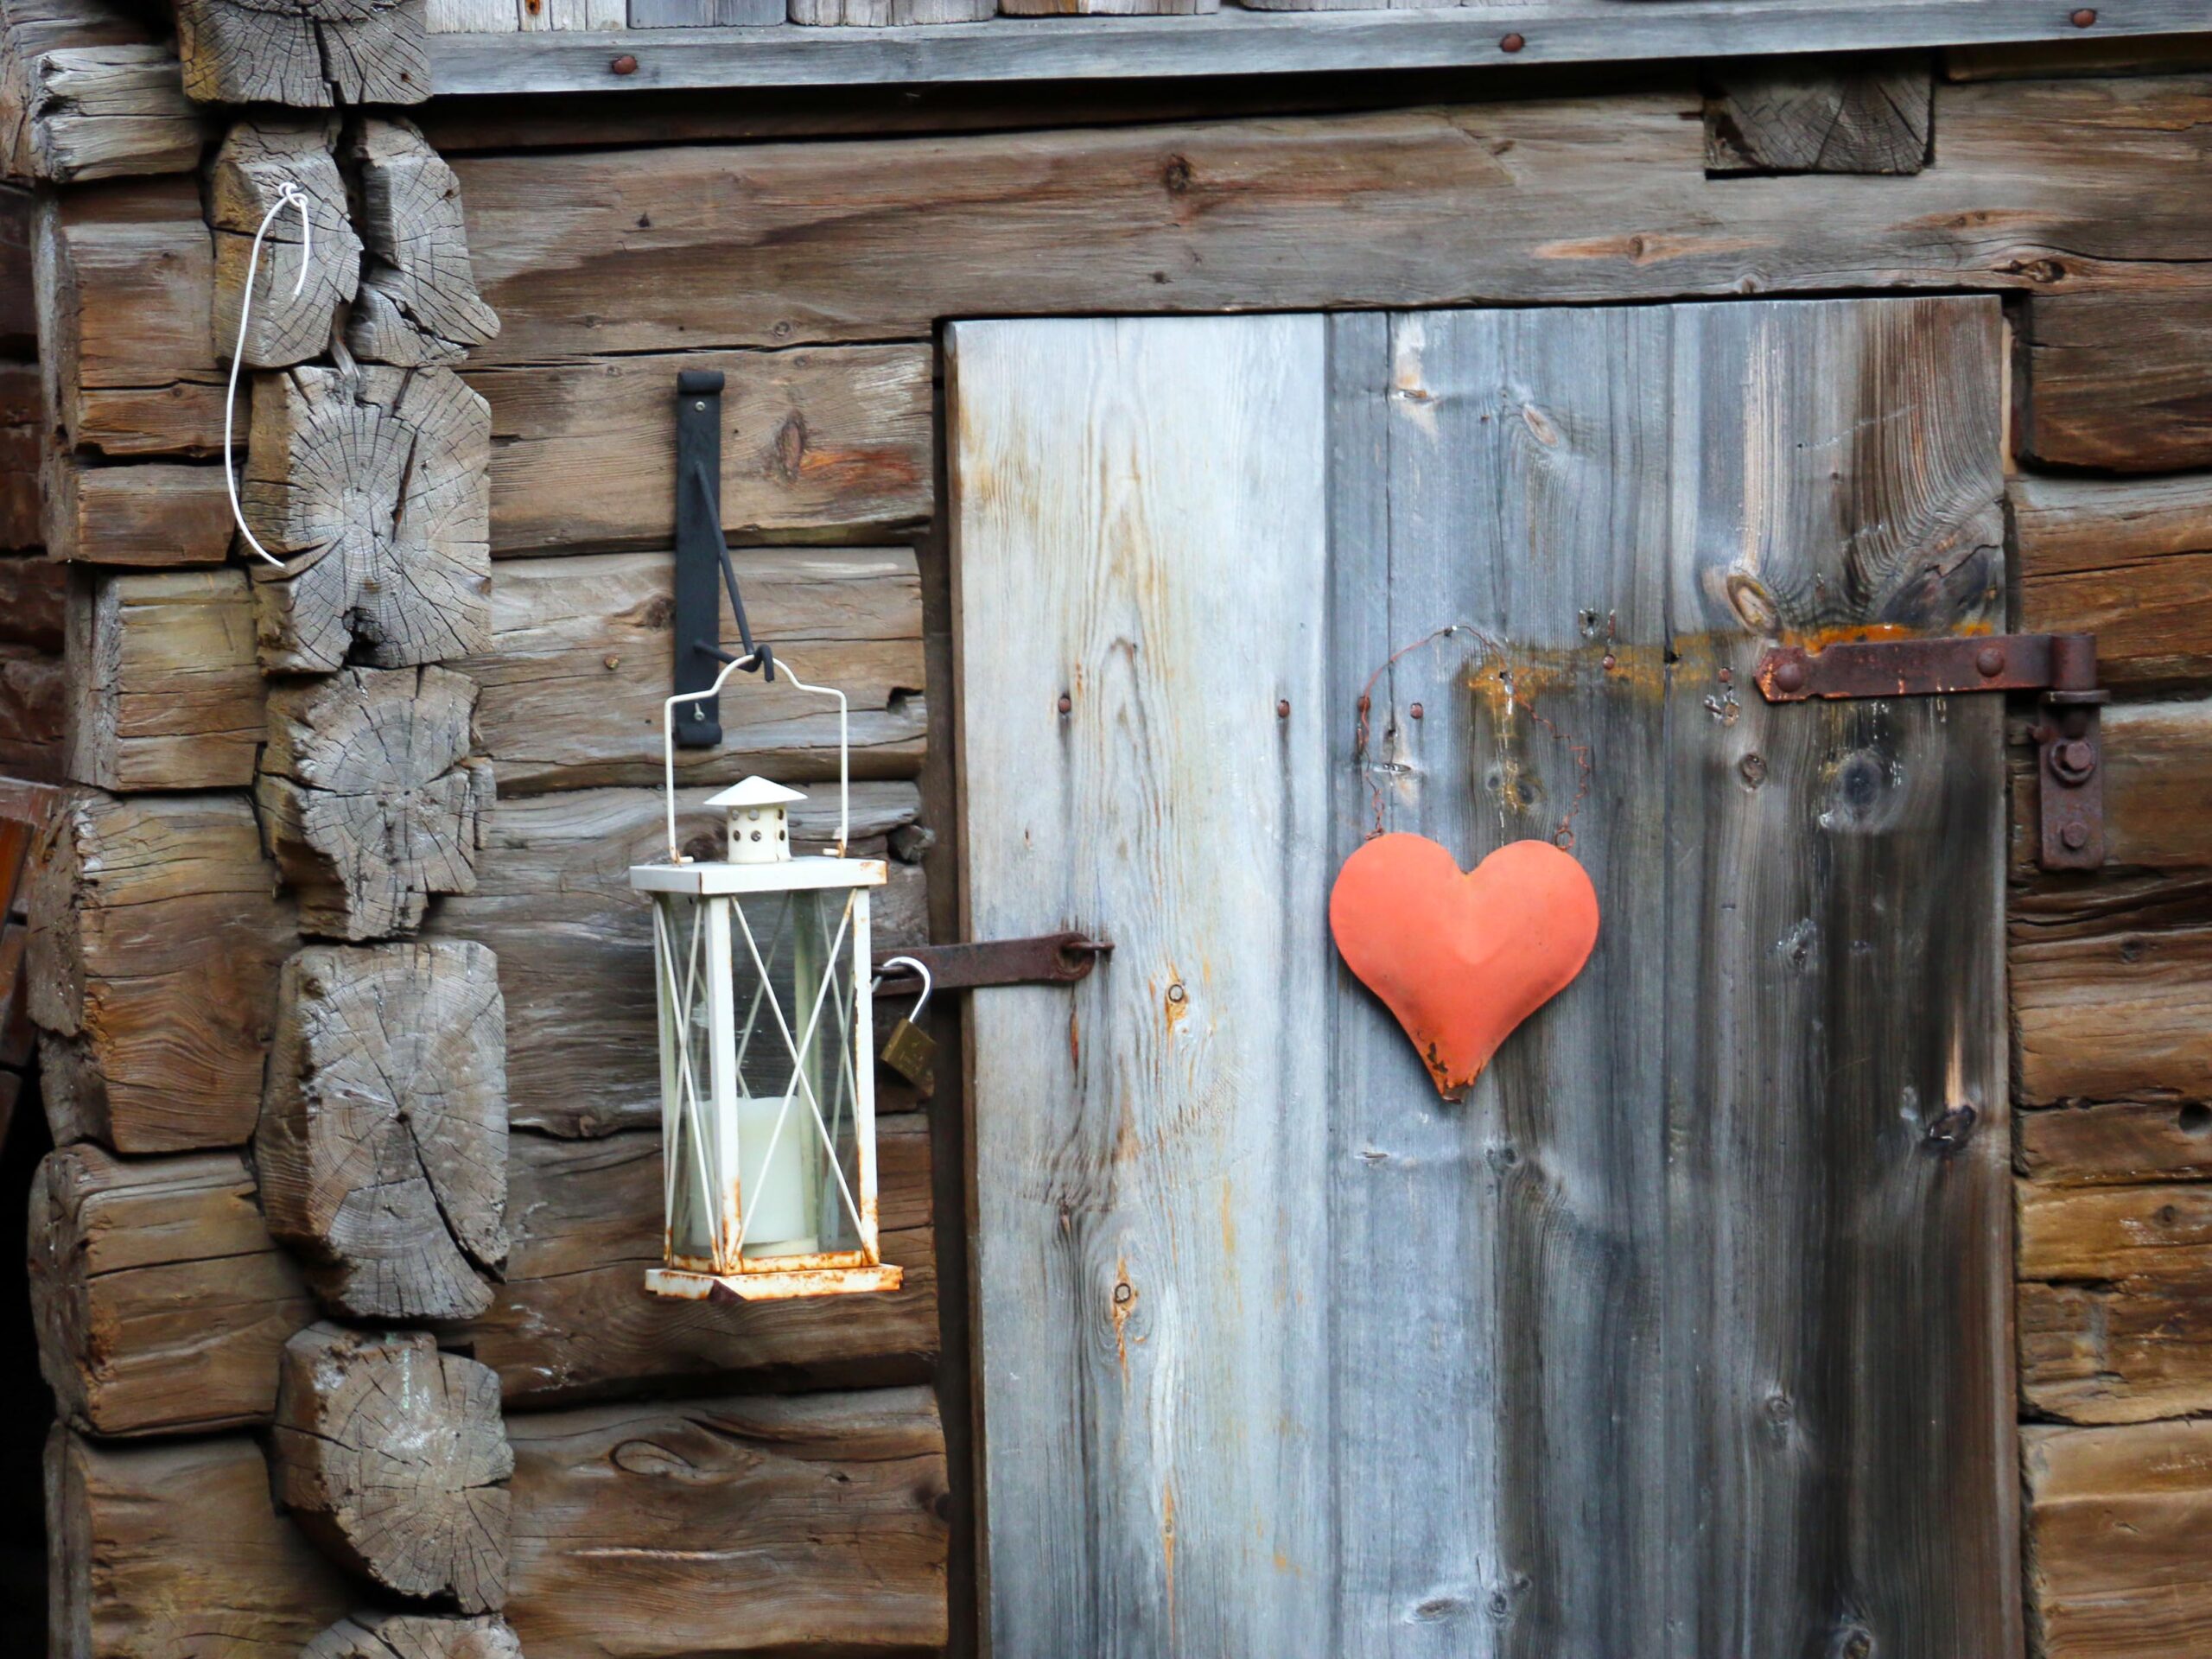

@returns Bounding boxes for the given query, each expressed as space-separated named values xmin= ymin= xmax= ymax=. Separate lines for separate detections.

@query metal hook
xmin=872 ymin=955 xmax=931 ymax=1022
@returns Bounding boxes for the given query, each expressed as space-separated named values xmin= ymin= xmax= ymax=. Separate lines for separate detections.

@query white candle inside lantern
xmin=735 ymin=1093 xmax=817 ymax=1255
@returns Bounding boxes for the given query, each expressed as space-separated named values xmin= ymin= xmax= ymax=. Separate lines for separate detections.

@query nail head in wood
xmin=611 ymin=53 xmax=639 ymax=73
xmin=1499 ymin=32 xmax=1525 ymax=52
xmin=2071 ymin=9 xmax=2097 ymax=25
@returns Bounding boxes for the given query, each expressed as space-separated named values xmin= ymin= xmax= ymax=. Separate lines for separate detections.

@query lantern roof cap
xmin=705 ymin=776 xmax=807 ymax=810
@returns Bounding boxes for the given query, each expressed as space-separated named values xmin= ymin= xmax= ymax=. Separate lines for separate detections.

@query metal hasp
xmin=1755 ymin=632 xmax=2107 ymax=872
xmin=874 ymin=932 xmax=1112 ymax=996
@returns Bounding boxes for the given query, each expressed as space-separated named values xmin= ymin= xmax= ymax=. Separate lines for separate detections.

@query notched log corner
xmin=273 ymin=1323 xmax=512 ymax=1614
xmin=247 ymin=364 xmax=492 ymax=673
xmin=1705 ymin=55 xmax=1934 ymax=177
xmin=175 ymin=0 xmax=429 ymax=110
xmin=210 ymin=116 xmax=361 ymax=372
xmin=304 ymin=1612 xmax=523 ymax=1659
xmin=258 ymin=938 xmax=507 ymax=1321
xmin=257 ymin=664 xmax=492 ymax=940
xmin=349 ymin=118 xmax=499 ymax=368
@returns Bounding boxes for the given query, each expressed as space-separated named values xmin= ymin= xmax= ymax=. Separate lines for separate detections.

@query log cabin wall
xmin=3 ymin=2 xmax=2212 ymax=1654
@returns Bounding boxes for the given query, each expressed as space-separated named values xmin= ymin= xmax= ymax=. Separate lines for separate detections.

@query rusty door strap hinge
xmin=875 ymin=932 xmax=1111 ymax=997
xmin=1755 ymin=632 xmax=2107 ymax=873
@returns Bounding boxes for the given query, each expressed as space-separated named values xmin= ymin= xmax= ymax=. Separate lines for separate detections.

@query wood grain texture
xmin=430 ymin=2 xmax=2212 ymax=97
xmin=34 ymin=177 xmax=223 ymax=458
xmin=0 ymin=0 xmax=204 ymax=184
xmin=348 ymin=118 xmax=500 ymax=367
xmin=0 ymin=632 xmax=60 ymax=780
xmin=2021 ymin=1278 xmax=2212 ymax=1427
xmin=788 ymin=0 xmax=992 ymax=27
xmin=2024 ymin=1421 xmax=2212 ymax=1657
xmin=257 ymin=940 xmax=508 ymax=1320
xmin=27 ymin=785 xmax=293 ymax=1151
xmin=953 ymin=315 xmax=1335 ymax=1656
xmin=2015 ymin=473 xmax=2212 ymax=688
xmin=177 ymin=0 xmax=429 ymax=107
xmin=632 ymin=0 xmax=779 ymax=27
xmin=28 ymin=1141 xmax=315 ymax=1436
xmin=454 ymin=79 xmax=2212 ymax=365
xmin=209 ymin=117 xmax=361 ymax=372
xmin=247 ymin=365 xmax=493 ymax=672
xmin=47 ymin=1424 xmax=354 ymax=1656
xmin=2018 ymin=294 xmax=2212 ymax=471
xmin=0 ymin=361 xmax=40 ymax=548
xmin=472 ymin=344 xmax=931 ymax=554
xmin=457 ymin=547 xmax=924 ymax=793
xmin=1705 ymin=54 xmax=1932 ymax=174
xmin=503 ymin=1386 xmax=949 ymax=1656
xmin=954 ymin=300 xmax=2015 ymax=1654
xmin=42 ymin=454 xmax=232 ymax=564
xmin=258 ymin=665 xmax=490 ymax=940
xmin=0 ymin=550 xmax=63 ymax=645
xmin=2013 ymin=872 xmax=2212 ymax=1106
xmin=2021 ymin=1099 xmax=2212 ymax=1188
xmin=2022 ymin=1179 xmax=2212 ymax=1283
xmin=426 ymin=782 xmax=925 ymax=1137
xmin=272 ymin=1323 xmax=512 ymax=1614
xmin=64 ymin=567 xmax=263 ymax=790
xmin=304 ymin=1613 xmax=523 ymax=1659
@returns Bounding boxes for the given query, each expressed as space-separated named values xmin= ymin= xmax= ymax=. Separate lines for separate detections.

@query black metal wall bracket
xmin=1755 ymin=632 xmax=2107 ymax=872
xmin=674 ymin=370 xmax=775 ymax=749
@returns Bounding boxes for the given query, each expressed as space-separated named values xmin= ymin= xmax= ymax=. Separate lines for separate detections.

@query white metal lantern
xmin=632 ymin=655 xmax=901 ymax=1302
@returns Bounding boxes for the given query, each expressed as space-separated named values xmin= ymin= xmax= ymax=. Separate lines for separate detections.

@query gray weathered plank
xmin=432 ymin=1 xmax=2212 ymax=96
xmin=952 ymin=315 xmax=1334 ymax=1656
xmin=1325 ymin=304 xmax=1674 ymax=1654
xmin=1660 ymin=297 xmax=2016 ymax=1656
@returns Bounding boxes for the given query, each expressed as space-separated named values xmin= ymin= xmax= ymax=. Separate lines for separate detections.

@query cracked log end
xmin=303 ymin=1611 xmax=524 ymax=1659
xmin=349 ymin=118 xmax=499 ymax=367
xmin=209 ymin=117 xmax=362 ymax=372
xmin=258 ymin=938 xmax=507 ymax=1322
xmin=273 ymin=1323 xmax=512 ymax=1613
xmin=176 ymin=0 xmax=429 ymax=109
xmin=257 ymin=664 xmax=491 ymax=941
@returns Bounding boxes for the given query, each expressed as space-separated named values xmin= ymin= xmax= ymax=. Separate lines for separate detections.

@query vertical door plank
xmin=1325 ymin=307 xmax=1675 ymax=1656
xmin=950 ymin=316 xmax=1334 ymax=1659
xmin=1662 ymin=296 xmax=2018 ymax=1658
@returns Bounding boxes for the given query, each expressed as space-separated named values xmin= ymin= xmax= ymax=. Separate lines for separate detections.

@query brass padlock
xmin=875 ymin=956 xmax=936 ymax=1086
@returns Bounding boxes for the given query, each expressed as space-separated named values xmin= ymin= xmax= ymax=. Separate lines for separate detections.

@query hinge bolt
xmin=2061 ymin=821 xmax=2091 ymax=851
xmin=2051 ymin=739 xmax=2098 ymax=784
xmin=1975 ymin=645 xmax=2006 ymax=678
xmin=1772 ymin=657 xmax=1807 ymax=696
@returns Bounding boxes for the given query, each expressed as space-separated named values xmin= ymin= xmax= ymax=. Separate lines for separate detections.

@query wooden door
xmin=950 ymin=298 xmax=2018 ymax=1658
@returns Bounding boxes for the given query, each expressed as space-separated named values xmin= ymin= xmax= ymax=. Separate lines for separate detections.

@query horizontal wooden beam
xmin=2024 ymin=1421 xmax=2212 ymax=1656
xmin=430 ymin=2 xmax=2209 ymax=98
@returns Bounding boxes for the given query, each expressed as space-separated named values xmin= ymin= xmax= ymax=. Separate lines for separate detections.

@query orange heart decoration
xmin=1329 ymin=834 xmax=1599 ymax=1101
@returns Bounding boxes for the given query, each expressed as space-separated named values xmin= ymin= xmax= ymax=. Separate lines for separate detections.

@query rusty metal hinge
xmin=874 ymin=932 xmax=1111 ymax=997
xmin=1754 ymin=632 xmax=2107 ymax=872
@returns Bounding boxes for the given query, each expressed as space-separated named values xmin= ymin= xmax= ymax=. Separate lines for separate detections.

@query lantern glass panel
xmin=650 ymin=884 xmax=870 ymax=1276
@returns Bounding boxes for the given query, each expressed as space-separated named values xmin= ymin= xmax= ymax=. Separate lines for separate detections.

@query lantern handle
xmin=872 ymin=955 xmax=931 ymax=1022
xmin=661 ymin=648 xmax=849 ymax=864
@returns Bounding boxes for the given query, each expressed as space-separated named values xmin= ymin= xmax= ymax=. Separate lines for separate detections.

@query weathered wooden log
xmin=247 ymin=365 xmax=493 ymax=671
xmin=304 ymin=1613 xmax=524 ymax=1659
xmin=461 ymin=547 xmax=925 ymax=792
xmin=27 ymin=785 xmax=293 ymax=1150
xmin=2018 ymin=294 xmax=2212 ymax=472
xmin=24 ymin=1106 xmax=933 ymax=1436
xmin=273 ymin=1323 xmax=512 ymax=1614
xmin=2012 ymin=871 xmax=2212 ymax=1107
xmin=458 ymin=1114 xmax=936 ymax=1408
xmin=0 ymin=635 xmax=60 ymax=779
xmin=259 ymin=940 xmax=507 ymax=1320
xmin=177 ymin=0 xmax=429 ymax=108
xmin=348 ymin=118 xmax=498 ymax=367
xmin=788 ymin=0 xmax=991 ymax=25
xmin=209 ymin=116 xmax=360 ymax=371
xmin=258 ymin=665 xmax=490 ymax=940
xmin=455 ymin=79 xmax=2212 ymax=365
xmin=28 ymin=1142 xmax=314 ymax=1436
xmin=0 ymin=556 xmax=61 ymax=649
xmin=33 ymin=177 xmax=221 ymax=457
xmin=2022 ymin=1179 xmax=2212 ymax=1283
xmin=42 ymin=453 xmax=232 ymax=563
xmin=0 ymin=360 xmax=40 ymax=548
xmin=1704 ymin=54 xmax=1932 ymax=175
xmin=0 ymin=181 xmax=24 ymax=345
xmin=2024 ymin=1421 xmax=2212 ymax=1656
xmin=0 ymin=0 xmax=204 ymax=184
xmin=429 ymin=782 xmax=925 ymax=1136
xmin=64 ymin=568 xmax=263 ymax=790
xmin=47 ymin=1424 xmax=355 ymax=1656
xmin=472 ymin=343 xmax=931 ymax=555
xmin=2015 ymin=472 xmax=2212 ymax=689
xmin=2023 ymin=1277 xmax=2212 ymax=1428
xmin=505 ymin=1386 xmax=948 ymax=1656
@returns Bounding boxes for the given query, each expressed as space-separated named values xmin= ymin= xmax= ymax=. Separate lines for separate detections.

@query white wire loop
xmin=223 ymin=181 xmax=314 ymax=569
xmin=662 ymin=650 xmax=851 ymax=864
xmin=871 ymin=956 xmax=931 ymax=1022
